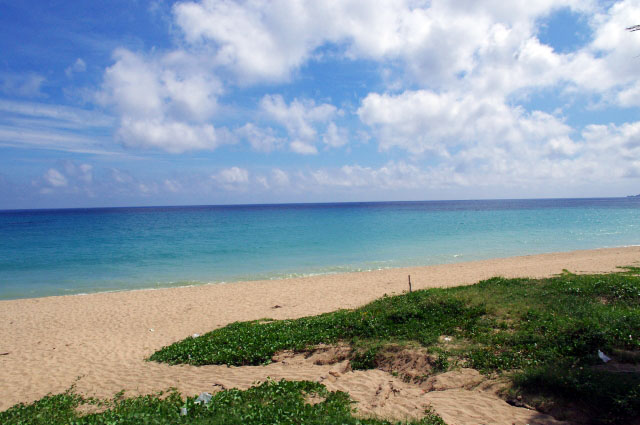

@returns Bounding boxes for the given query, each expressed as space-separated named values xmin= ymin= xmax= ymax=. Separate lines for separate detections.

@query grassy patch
xmin=514 ymin=364 xmax=640 ymax=424
xmin=0 ymin=380 xmax=445 ymax=425
xmin=151 ymin=271 xmax=640 ymax=424
xmin=150 ymin=296 xmax=485 ymax=366
xmin=0 ymin=390 xmax=83 ymax=425
xmin=350 ymin=346 xmax=380 ymax=370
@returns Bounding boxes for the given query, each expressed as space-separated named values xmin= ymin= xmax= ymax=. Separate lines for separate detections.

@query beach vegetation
xmin=0 ymin=380 xmax=444 ymax=425
xmin=151 ymin=270 xmax=640 ymax=424
xmin=350 ymin=346 xmax=380 ymax=370
xmin=150 ymin=296 xmax=485 ymax=366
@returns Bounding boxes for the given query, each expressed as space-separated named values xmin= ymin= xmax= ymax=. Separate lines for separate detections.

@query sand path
xmin=1 ymin=246 xmax=639 ymax=424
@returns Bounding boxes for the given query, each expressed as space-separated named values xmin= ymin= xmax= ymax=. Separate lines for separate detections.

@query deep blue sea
xmin=1 ymin=198 xmax=640 ymax=300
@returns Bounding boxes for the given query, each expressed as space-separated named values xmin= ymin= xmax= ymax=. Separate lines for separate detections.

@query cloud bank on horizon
xmin=1 ymin=0 xmax=640 ymax=208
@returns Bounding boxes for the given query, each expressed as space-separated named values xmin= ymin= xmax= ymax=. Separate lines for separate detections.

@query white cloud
xmin=116 ymin=117 xmax=217 ymax=153
xmin=358 ymin=89 xmax=572 ymax=156
xmin=289 ymin=140 xmax=318 ymax=155
xmin=98 ymin=48 xmax=223 ymax=153
xmin=218 ymin=167 xmax=249 ymax=183
xmin=261 ymin=95 xmax=336 ymax=137
xmin=171 ymin=0 xmax=430 ymax=83
xmin=236 ymin=123 xmax=285 ymax=152
xmin=580 ymin=121 xmax=640 ymax=177
xmin=212 ymin=166 xmax=250 ymax=190
xmin=526 ymin=1 xmax=640 ymax=105
xmin=427 ymin=119 xmax=640 ymax=187
xmin=575 ymin=1 xmax=640 ymax=106
xmin=37 ymin=162 xmax=98 ymax=197
xmin=169 ymin=0 xmax=595 ymax=89
xmin=322 ymin=122 xmax=348 ymax=148
xmin=99 ymin=50 xmax=164 ymax=117
xmin=166 ymin=0 xmax=640 ymax=109
xmin=260 ymin=94 xmax=339 ymax=154
xmin=173 ymin=0 xmax=335 ymax=83
xmin=44 ymin=169 xmax=68 ymax=187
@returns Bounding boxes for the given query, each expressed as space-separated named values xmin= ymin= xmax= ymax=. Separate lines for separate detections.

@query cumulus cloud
xmin=260 ymin=94 xmax=341 ymax=154
xmin=358 ymin=90 xmax=572 ymax=156
xmin=99 ymin=50 xmax=164 ymax=117
xmin=489 ymin=1 xmax=640 ymax=106
xmin=117 ymin=117 xmax=217 ymax=153
xmin=580 ymin=122 xmax=640 ymax=177
xmin=98 ymin=48 xmax=223 ymax=153
xmin=173 ymin=0 xmax=336 ymax=83
xmin=173 ymin=0 xmax=466 ymax=84
xmin=322 ymin=122 xmax=349 ymax=148
xmin=169 ymin=0 xmax=598 ymax=90
xmin=172 ymin=0 xmax=638 ymax=102
xmin=435 ymin=119 xmax=640 ymax=188
xmin=162 ymin=1 xmax=637 ymax=151
xmin=578 ymin=1 xmax=640 ymax=88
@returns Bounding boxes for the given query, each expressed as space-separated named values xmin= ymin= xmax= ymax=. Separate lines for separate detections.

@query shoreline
xmin=1 ymin=246 xmax=639 ymax=415
xmin=5 ymin=243 xmax=640 ymax=302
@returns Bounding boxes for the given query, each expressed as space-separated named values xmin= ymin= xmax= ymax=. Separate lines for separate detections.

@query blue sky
xmin=2 ymin=0 xmax=640 ymax=209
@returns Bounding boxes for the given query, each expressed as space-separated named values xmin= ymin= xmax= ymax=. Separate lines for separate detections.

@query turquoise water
xmin=1 ymin=198 xmax=640 ymax=300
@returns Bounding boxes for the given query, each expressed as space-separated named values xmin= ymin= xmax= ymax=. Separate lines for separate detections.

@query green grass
xmin=514 ymin=364 xmax=640 ymax=424
xmin=150 ymin=271 xmax=640 ymax=424
xmin=0 ymin=380 xmax=445 ymax=425
xmin=150 ymin=297 xmax=485 ymax=366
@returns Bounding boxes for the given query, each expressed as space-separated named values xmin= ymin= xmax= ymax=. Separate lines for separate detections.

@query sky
xmin=2 ymin=0 xmax=640 ymax=209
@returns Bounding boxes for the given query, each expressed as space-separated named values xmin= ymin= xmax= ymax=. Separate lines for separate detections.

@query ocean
xmin=1 ymin=198 xmax=639 ymax=300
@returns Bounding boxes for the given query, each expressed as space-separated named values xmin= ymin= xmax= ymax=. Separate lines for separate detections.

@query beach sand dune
xmin=1 ymin=246 xmax=638 ymax=424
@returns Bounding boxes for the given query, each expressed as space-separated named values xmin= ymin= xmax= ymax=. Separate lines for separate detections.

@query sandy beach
xmin=1 ymin=246 xmax=639 ymax=424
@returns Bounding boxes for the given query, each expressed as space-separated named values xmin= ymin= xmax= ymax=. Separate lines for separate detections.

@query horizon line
xmin=0 ymin=195 xmax=635 ymax=213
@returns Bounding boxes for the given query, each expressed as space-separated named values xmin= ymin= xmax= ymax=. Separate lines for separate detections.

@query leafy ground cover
xmin=150 ymin=297 xmax=485 ymax=366
xmin=0 ymin=380 xmax=444 ymax=425
xmin=151 ymin=270 xmax=640 ymax=424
